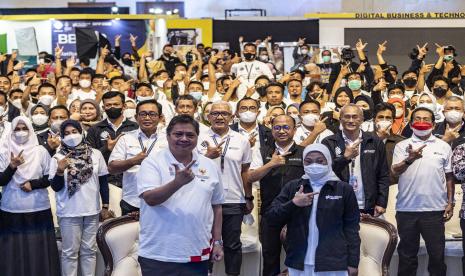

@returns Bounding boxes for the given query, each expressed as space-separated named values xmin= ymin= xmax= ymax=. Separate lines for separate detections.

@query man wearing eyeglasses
xmin=197 ymin=100 xmax=251 ymax=276
xmin=108 ymin=99 xmax=168 ymax=215
xmin=247 ymin=114 xmax=304 ymax=276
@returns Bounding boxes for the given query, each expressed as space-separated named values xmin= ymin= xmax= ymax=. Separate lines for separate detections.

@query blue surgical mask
xmin=190 ymin=91 xmax=203 ymax=101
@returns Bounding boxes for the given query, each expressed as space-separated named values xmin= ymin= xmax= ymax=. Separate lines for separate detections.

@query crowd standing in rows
xmin=0 ymin=35 xmax=464 ymax=276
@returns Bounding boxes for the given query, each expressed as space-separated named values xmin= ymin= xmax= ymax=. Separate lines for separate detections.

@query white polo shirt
xmin=49 ymin=148 xmax=108 ymax=217
xmin=293 ymin=125 xmax=334 ymax=145
xmin=137 ymin=148 xmax=224 ymax=262
xmin=109 ymin=128 xmax=168 ymax=208
xmin=231 ymin=60 xmax=274 ymax=99
xmin=237 ymin=123 xmax=263 ymax=169
xmin=197 ymin=128 xmax=252 ymax=203
xmin=393 ymin=134 xmax=452 ymax=212
xmin=70 ymin=89 xmax=97 ymax=100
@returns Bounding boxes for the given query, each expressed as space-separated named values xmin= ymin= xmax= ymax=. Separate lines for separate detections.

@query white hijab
xmin=302 ymin=143 xmax=340 ymax=186
xmin=8 ymin=116 xmax=42 ymax=183
xmin=418 ymin=92 xmax=444 ymax=123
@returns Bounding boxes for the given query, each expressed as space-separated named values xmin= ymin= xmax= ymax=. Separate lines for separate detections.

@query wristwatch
xmin=245 ymin=195 xmax=255 ymax=201
xmin=213 ymin=240 xmax=223 ymax=246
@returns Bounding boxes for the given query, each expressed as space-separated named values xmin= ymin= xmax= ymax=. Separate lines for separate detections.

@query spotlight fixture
xmin=111 ymin=6 xmax=119 ymax=13
xmin=173 ymin=9 xmax=179 ymax=14
xmin=166 ymin=10 xmax=173 ymax=15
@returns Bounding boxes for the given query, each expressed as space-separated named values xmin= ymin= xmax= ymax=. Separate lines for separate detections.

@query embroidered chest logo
xmin=335 ymin=146 xmax=342 ymax=156
xmin=197 ymin=168 xmax=209 ymax=181
xmin=100 ymin=131 xmax=109 ymax=140
xmin=326 ymin=195 xmax=343 ymax=200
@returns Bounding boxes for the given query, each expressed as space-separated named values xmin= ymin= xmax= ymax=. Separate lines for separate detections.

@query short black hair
xmin=401 ymin=70 xmax=417 ymax=79
xmin=9 ymin=88 xmax=23 ymax=96
xmin=299 ymin=99 xmax=321 ymax=111
xmin=243 ymin=42 xmax=257 ymax=50
xmin=92 ymin=74 xmax=105 ymax=81
xmin=48 ymin=104 xmax=70 ymax=117
xmin=306 ymin=81 xmax=326 ymax=93
xmin=79 ymin=68 xmax=93 ymax=77
xmin=38 ymin=82 xmax=56 ymax=93
xmin=102 ymin=91 xmax=125 ymax=104
xmin=79 ymin=56 xmax=90 ymax=66
xmin=136 ymin=82 xmax=153 ymax=91
xmin=290 ymin=69 xmax=305 ymax=80
xmin=255 ymin=75 xmax=270 ymax=85
xmin=410 ymin=107 xmax=435 ymax=124
xmin=56 ymin=75 xmax=71 ymax=83
xmin=166 ymin=114 xmax=200 ymax=135
xmin=175 ymin=63 xmax=188 ymax=71
xmin=265 ymin=82 xmax=285 ymax=94
xmin=0 ymin=74 xmax=11 ymax=84
xmin=136 ymin=99 xmax=162 ymax=116
xmin=374 ymin=102 xmax=395 ymax=119
xmin=287 ymin=78 xmax=302 ymax=86
xmin=432 ymin=75 xmax=450 ymax=88
xmin=175 ymin=94 xmax=198 ymax=108
xmin=163 ymin=44 xmax=174 ymax=50
xmin=236 ymin=96 xmax=260 ymax=111
xmin=387 ymin=83 xmax=405 ymax=94
xmin=345 ymin=71 xmax=362 ymax=80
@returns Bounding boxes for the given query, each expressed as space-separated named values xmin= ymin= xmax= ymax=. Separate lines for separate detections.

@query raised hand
xmin=100 ymin=45 xmax=110 ymax=58
xmin=231 ymin=53 xmax=241 ymax=64
xmin=356 ymin=38 xmax=368 ymax=52
xmin=47 ymin=133 xmax=61 ymax=150
xmin=248 ymin=132 xmax=258 ymax=148
xmin=205 ymin=140 xmax=225 ymax=159
xmin=313 ymin=117 xmax=328 ymax=135
xmin=129 ymin=33 xmax=138 ymax=46
xmin=340 ymin=63 xmax=350 ymax=76
xmin=114 ymin=34 xmax=121 ymax=45
xmin=268 ymin=150 xmax=291 ymax=168
xmin=443 ymin=124 xmax=461 ymax=143
xmin=55 ymin=43 xmax=64 ymax=59
xmin=435 ymin=43 xmax=445 ymax=57
xmin=373 ymin=78 xmax=387 ymax=92
xmin=10 ymin=150 xmax=25 ymax=169
xmin=416 ymin=42 xmax=428 ymax=58
xmin=11 ymin=50 xmax=18 ymax=61
xmin=377 ymin=40 xmax=387 ymax=55
xmin=376 ymin=124 xmax=391 ymax=140
xmin=344 ymin=139 xmax=362 ymax=160
xmin=292 ymin=185 xmax=319 ymax=207
xmin=298 ymin=37 xmax=306 ymax=46
xmin=238 ymin=36 xmax=244 ymax=43
xmin=406 ymin=144 xmax=426 ymax=162
xmin=56 ymin=152 xmax=72 ymax=175
xmin=356 ymin=62 xmax=367 ymax=73
xmin=419 ymin=63 xmax=434 ymax=75
xmin=66 ymin=56 xmax=77 ymax=68
xmin=106 ymin=134 xmax=124 ymax=151
xmin=173 ymin=160 xmax=196 ymax=186
xmin=132 ymin=147 xmax=148 ymax=165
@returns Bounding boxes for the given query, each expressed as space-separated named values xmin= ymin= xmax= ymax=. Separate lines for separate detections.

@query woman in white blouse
xmin=0 ymin=116 xmax=60 ymax=276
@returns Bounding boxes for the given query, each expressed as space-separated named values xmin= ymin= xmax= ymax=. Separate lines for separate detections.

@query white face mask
xmin=79 ymin=79 xmax=91 ymax=88
xmin=14 ymin=130 xmax=29 ymax=144
xmin=302 ymin=77 xmax=311 ymax=87
xmin=32 ymin=114 xmax=48 ymax=126
xmin=259 ymin=55 xmax=269 ymax=62
xmin=301 ymin=49 xmax=309 ymax=55
xmin=376 ymin=120 xmax=392 ymax=131
xmin=156 ymin=80 xmax=165 ymax=88
xmin=418 ymin=102 xmax=435 ymax=112
xmin=215 ymin=72 xmax=224 ymax=79
xmin=239 ymin=111 xmax=257 ymax=123
xmin=389 ymin=94 xmax=403 ymax=99
xmin=123 ymin=109 xmax=136 ymax=119
xmin=395 ymin=108 xmax=404 ymax=118
xmin=63 ymin=133 xmax=83 ymax=147
xmin=412 ymin=127 xmax=432 ymax=137
xmin=12 ymin=99 xmax=22 ymax=110
xmin=202 ymin=82 xmax=210 ymax=90
xmin=304 ymin=163 xmax=329 ymax=184
xmin=302 ymin=113 xmax=320 ymax=127
xmin=445 ymin=110 xmax=463 ymax=124
xmin=405 ymin=90 xmax=415 ymax=99
xmin=39 ymin=95 xmax=55 ymax=106
xmin=137 ymin=95 xmax=153 ymax=103
xmin=202 ymin=70 xmax=209 ymax=75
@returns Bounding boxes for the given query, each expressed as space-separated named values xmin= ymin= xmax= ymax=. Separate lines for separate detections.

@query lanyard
xmin=212 ymin=136 xmax=231 ymax=172
xmin=244 ymin=63 xmax=254 ymax=82
xmin=349 ymin=160 xmax=358 ymax=191
xmin=138 ymin=134 xmax=158 ymax=155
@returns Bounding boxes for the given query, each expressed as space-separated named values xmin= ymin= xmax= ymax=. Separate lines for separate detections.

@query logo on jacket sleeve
xmin=335 ymin=146 xmax=342 ymax=156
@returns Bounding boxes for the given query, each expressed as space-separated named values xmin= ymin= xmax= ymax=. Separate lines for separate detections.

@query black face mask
xmin=256 ymin=86 xmax=267 ymax=97
xmin=403 ymin=78 xmax=417 ymax=87
xmin=105 ymin=107 xmax=123 ymax=119
xmin=243 ymin=52 xmax=256 ymax=61
xmin=433 ymin=87 xmax=447 ymax=98
xmin=122 ymin=58 xmax=133 ymax=66
xmin=363 ymin=109 xmax=373 ymax=121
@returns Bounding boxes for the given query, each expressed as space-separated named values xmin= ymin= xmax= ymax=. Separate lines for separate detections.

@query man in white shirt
xmin=70 ymin=69 xmax=96 ymax=100
xmin=134 ymin=82 xmax=176 ymax=124
xmin=294 ymin=99 xmax=333 ymax=146
xmin=231 ymin=43 xmax=274 ymax=99
xmin=137 ymin=115 xmax=224 ymax=275
xmin=109 ymin=99 xmax=168 ymax=215
xmin=391 ymin=107 xmax=455 ymax=276
xmin=198 ymin=101 xmax=251 ymax=276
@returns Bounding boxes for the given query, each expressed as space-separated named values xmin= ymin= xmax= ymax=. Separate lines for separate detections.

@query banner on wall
xmin=305 ymin=12 xmax=465 ymax=20
xmin=51 ymin=19 xmax=151 ymax=58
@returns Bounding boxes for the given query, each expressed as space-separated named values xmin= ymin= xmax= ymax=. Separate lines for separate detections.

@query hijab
xmin=30 ymin=104 xmax=50 ymax=133
xmin=59 ymin=119 xmax=94 ymax=198
xmin=334 ymin=87 xmax=354 ymax=110
xmin=387 ymin=97 xmax=406 ymax=135
xmin=302 ymin=143 xmax=340 ymax=187
xmin=8 ymin=116 xmax=41 ymax=183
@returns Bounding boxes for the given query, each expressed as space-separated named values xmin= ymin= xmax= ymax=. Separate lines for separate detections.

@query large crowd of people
xmin=0 ymin=34 xmax=464 ymax=276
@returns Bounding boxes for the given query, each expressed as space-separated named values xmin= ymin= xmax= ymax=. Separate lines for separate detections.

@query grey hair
xmin=443 ymin=95 xmax=464 ymax=109
xmin=211 ymin=100 xmax=232 ymax=112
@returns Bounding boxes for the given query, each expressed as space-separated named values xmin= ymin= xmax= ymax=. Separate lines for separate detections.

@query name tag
xmin=288 ymin=158 xmax=302 ymax=162
xmin=363 ymin=150 xmax=375 ymax=154
xmin=326 ymin=195 xmax=342 ymax=200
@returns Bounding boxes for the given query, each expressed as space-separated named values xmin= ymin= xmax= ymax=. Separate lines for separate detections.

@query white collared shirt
xmin=393 ymin=134 xmax=452 ymax=212
xmin=137 ymin=148 xmax=224 ymax=262
xmin=107 ymin=118 xmax=124 ymax=133
xmin=231 ymin=60 xmax=274 ymax=99
xmin=275 ymin=141 xmax=294 ymax=155
xmin=293 ymin=125 xmax=333 ymax=145
xmin=198 ymin=128 xmax=252 ymax=203
xmin=237 ymin=123 xmax=263 ymax=169
xmin=342 ymin=130 xmax=365 ymax=209
xmin=109 ymin=128 xmax=168 ymax=207
xmin=70 ymin=89 xmax=97 ymax=101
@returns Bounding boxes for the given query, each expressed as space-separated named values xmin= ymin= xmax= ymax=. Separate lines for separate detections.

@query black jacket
xmin=230 ymin=122 xmax=274 ymax=159
xmin=322 ymin=131 xmax=390 ymax=209
xmin=85 ymin=118 xmax=138 ymax=162
xmin=266 ymin=178 xmax=360 ymax=272
xmin=259 ymin=142 xmax=305 ymax=212
xmin=7 ymin=102 xmax=20 ymax=122
xmin=37 ymin=129 xmax=56 ymax=156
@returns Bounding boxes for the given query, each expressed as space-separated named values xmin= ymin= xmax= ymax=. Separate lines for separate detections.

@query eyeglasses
xmin=272 ymin=125 xmax=292 ymax=132
xmin=138 ymin=111 xmax=159 ymax=118
xmin=209 ymin=111 xmax=231 ymax=118
xmin=239 ymin=106 xmax=258 ymax=112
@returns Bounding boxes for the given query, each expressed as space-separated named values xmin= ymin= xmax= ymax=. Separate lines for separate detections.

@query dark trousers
xmin=138 ymin=256 xmax=208 ymax=276
xmin=259 ymin=215 xmax=282 ymax=276
xmin=396 ymin=211 xmax=446 ymax=276
xmin=460 ymin=219 xmax=465 ymax=276
xmin=120 ymin=199 xmax=139 ymax=216
xmin=222 ymin=204 xmax=244 ymax=276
